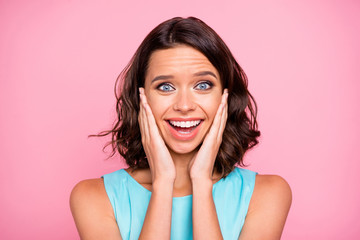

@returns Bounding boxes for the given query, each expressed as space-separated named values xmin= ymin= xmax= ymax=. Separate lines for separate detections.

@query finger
xmin=217 ymin=92 xmax=228 ymax=141
xmin=139 ymin=91 xmax=154 ymax=168
xmin=208 ymin=91 xmax=227 ymax=138
xmin=141 ymin=91 xmax=161 ymax=137
xmin=138 ymin=94 xmax=147 ymax=143
xmin=215 ymin=91 xmax=228 ymax=139
xmin=139 ymin=91 xmax=150 ymax=142
xmin=139 ymin=88 xmax=151 ymax=120
xmin=138 ymin=91 xmax=144 ymax=135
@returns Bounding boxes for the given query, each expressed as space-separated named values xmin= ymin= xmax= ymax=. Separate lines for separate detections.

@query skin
xmin=137 ymin=45 xmax=228 ymax=239
xmin=70 ymin=45 xmax=292 ymax=240
xmin=140 ymin=44 xmax=226 ymax=187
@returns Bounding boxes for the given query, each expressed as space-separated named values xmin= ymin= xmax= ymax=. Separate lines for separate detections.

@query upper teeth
xmin=169 ymin=120 xmax=201 ymax=128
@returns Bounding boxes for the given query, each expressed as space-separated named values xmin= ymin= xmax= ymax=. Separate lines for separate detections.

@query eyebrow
xmin=151 ymin=71 xmax=218 ymax=83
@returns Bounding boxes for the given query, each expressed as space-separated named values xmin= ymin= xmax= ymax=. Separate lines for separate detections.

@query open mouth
xmin=168 ymin=120 xmax=202 ymax=133
xmin=169 ymin=120 xmax=201 ymax=132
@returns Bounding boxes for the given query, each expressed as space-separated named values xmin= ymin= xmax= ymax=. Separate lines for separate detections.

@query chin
xmin=167 ymin=141 xmax=201 ymax=155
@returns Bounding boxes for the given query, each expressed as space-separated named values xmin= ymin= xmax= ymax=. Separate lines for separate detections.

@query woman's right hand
xmin=138 ymin=87 xmax=176 ymax=183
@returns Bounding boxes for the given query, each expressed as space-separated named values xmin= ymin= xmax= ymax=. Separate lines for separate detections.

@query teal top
xmin=102 ymin=167 xmax=257 ymax=240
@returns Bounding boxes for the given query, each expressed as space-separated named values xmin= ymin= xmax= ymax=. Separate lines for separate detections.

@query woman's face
xmin=144 ymin=45 xmax=223 ymax=155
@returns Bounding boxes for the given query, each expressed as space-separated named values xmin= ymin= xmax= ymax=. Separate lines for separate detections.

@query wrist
xmin=191 ymin=178 xmax=213 ymax=188
xmin=152 ymin=178 xmax=175 ymax=192
xmin=191 ymin=173 xmax=213 ymax=183
xmin=191 ymin=179 xmax=214 ymax=198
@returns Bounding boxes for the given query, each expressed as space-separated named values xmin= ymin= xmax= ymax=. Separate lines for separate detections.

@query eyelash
xmin=195 ymin=81 xmax=213 ymax=90
xmin=157 ymin=83 xmax=175 ymax=92
xmin=157 ymin=81 xmax=213 ymax=92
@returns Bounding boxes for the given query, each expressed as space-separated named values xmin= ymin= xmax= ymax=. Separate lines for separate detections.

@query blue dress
xmin=102 ymin=167 xmax=257 ymax=240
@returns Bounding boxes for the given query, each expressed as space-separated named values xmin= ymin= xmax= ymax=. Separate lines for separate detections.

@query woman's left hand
xmin=188 ymin=89 xmax=228 ymax=182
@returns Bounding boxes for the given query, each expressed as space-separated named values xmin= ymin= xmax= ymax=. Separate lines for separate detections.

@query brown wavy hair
xmin=95 ymin=16 xmax=260 ymax=179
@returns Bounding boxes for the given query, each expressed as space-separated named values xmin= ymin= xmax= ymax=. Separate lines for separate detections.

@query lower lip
xmin=166 ymin=121 xmax=203 ymax=141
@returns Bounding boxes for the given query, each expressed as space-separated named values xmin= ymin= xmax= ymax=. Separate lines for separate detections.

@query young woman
xmin=70 ymin=17 xmax=292 ymax=240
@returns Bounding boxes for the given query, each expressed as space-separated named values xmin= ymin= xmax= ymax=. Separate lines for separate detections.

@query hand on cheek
xmin=138 ymin=88 xmax=176 ymax=182
xmin=188 ymin=89 xmax=229 ymax=181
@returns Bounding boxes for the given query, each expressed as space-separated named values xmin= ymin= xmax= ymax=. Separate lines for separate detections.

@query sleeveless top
xmin=102 ymin=167 xmax=257 ymax=240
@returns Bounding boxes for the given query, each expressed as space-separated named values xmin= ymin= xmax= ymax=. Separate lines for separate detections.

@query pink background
xmin=1 ymin=0 xmax=359 ymax=239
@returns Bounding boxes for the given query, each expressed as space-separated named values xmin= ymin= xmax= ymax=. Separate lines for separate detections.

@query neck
xmin=168 ymin=148 xmax=197 ymax=190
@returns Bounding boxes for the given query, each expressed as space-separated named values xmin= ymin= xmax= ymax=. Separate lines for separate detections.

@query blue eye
xmin=158 ymin=83 xmax=175 ymax=92
xmin=195 ymin=81 xmax=213 ymax=90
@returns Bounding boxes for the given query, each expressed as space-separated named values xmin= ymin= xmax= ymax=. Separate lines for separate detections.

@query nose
xmin=173 ymin=90 xmax=196 ymax=112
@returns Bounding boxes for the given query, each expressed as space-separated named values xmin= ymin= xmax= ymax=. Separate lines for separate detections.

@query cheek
xmin=147 ymin=96 xmax=167 ymax=122
xmin=204 ymin=103 xmax=220 ymax=120
xmin=197 ymin=95 xmax=222 ymax=120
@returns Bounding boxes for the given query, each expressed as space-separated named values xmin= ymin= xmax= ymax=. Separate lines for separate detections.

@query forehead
xmin=146 ymin=45 xmax=219 ymax=78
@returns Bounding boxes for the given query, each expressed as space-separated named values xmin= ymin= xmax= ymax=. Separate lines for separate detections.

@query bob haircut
xmin=97 ymin=16 xmax=260 ymax=178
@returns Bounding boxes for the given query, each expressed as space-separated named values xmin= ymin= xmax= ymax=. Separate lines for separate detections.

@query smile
xmin=169 ymin=120 xmax=201 ymax=128
xmin=166 ymin=119 xmax=204 ymax=140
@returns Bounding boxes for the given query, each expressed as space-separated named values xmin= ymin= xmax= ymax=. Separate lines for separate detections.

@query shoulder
xmin=70 ymin=178 xmax=121 ymax=239
xmin=239 ymin=174 xmax=292 ymax=239
xmin=250 ymin=174 xmax=292 ymax=213
xmin=70 ymin=178 xmax=108 ymax=208
xmin=71 ymin=178 xmax=104 ymax=192
xmin=70 ymin=178 xmax=114 ymax=222
xmin=254 ymin=174 xmax=292 ymax=198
